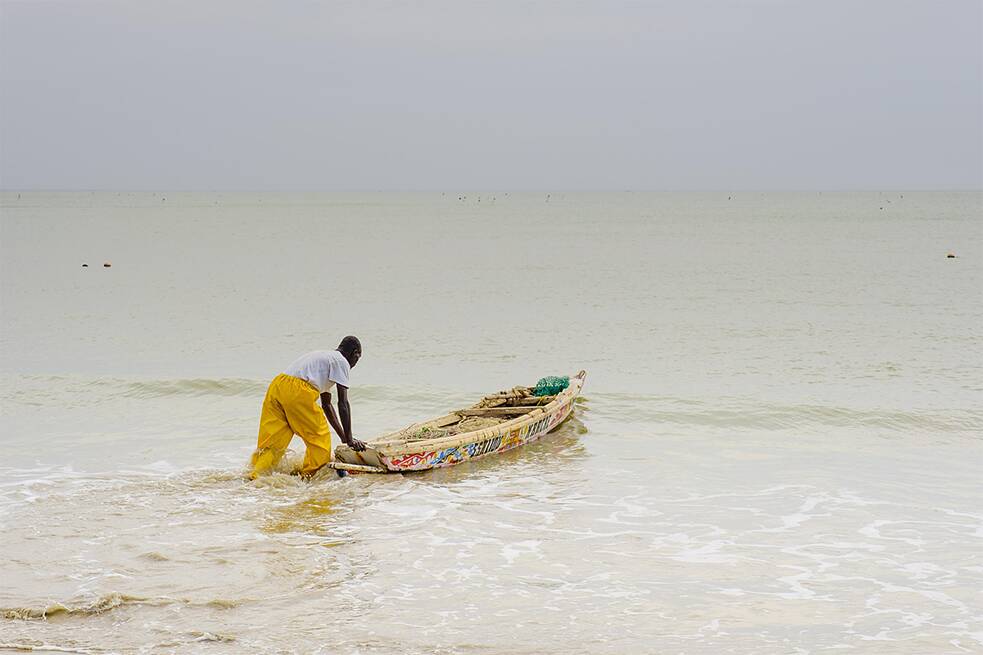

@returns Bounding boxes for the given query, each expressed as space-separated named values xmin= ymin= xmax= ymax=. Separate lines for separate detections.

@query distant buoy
xmin=82 ymin=263 xmax=89 ymax=268
xmin=103 ymin=262 xmax=112 ymax=268
xmin=946 ymin=253 xmax=956 ymax=259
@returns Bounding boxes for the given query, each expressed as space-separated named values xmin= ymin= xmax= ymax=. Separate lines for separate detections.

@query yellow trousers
xmin=250 ymin=374 xmax=332 ymax=478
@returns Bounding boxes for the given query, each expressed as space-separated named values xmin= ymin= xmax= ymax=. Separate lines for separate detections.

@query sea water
xmin=1 ymin=192 xmax=981 ymax=653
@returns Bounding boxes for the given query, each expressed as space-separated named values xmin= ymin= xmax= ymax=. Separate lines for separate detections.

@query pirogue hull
xmin=332 ymin=370 xmax=586 ymax=474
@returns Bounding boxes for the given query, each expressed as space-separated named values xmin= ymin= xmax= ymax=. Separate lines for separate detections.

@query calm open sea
xmin=1 ymin=191 xmax=981 ymax=654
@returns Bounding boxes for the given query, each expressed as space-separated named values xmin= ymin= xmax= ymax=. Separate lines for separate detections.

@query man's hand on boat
xmin=345 ymin=437 xmax=367 ymax=452
xmin=321 ymin=386 xmax=367 ymax=452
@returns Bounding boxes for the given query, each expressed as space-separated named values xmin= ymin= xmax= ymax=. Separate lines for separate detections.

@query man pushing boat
xmin=250 ymin=336 xmax=367 ymax=479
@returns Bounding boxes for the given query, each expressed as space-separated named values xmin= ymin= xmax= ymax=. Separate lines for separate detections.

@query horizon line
xmin=2 ymin=187 xmax=982 ymax=194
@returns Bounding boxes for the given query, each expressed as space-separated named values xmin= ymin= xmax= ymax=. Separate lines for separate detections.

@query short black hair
xmin=338 ymin=335 xmax=361 ymax=357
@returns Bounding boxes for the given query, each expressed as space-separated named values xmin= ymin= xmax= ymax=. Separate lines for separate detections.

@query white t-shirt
xmin=283 ymin=350 xmax=351 ymax=393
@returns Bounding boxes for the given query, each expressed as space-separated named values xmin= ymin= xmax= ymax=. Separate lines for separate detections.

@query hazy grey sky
xmin=1 ymin=1 xmax=980 ymax=190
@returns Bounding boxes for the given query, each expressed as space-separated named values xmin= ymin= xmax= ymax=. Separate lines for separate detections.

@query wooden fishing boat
xmin=331 ymin=370 xmax=586 ymax=474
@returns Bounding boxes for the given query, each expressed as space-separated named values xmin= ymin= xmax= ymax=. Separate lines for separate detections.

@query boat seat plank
xmin=430 ymin=413 xmax=464 ymax=428
xmin=458 ymin=406 xmax=545 ymax=417
xmin=503 ymin=395 xmax=554 ymax=406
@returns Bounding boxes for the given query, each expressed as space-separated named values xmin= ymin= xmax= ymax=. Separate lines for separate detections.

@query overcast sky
xmin=1 ymin=1 xmax=980 ymax=190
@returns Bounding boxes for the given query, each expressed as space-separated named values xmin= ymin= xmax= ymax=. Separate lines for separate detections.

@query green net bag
xmin=532 ymin=375 xmax=570 ymax=397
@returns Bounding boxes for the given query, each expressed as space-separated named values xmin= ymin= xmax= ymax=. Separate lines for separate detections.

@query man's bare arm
xmin=320 ymin=391 xmax=344 ymax=438
xmin=329 ymin=386 xmax=365 ymax=451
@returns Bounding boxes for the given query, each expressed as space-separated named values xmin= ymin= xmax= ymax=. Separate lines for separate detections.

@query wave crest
xmin=1 ymin=592 xmax=240 ymax=621
xmin=120 ymin=378 xmax=267 ymax=398
xmin=585 ymin=393 xmax=983 ymax=436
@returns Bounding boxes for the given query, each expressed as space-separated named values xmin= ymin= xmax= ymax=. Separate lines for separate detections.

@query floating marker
xmin=103 ymin=262 xmax=112 ymax=268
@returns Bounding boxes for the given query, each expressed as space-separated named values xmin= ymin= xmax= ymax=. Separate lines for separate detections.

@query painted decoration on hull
xmin=381 ymin=399 xmax=575 ymax=472
xmin=387 ymin=451 xmax=436 ymax=469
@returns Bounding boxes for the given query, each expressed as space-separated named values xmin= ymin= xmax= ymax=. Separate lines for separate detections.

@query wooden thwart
xmin=430 ymin=414 xmax=463 ymax=428
xmin=458 ymin=406 xmax=546 ymax=417
xmin=508 ymin=395 xmax=555 ymax=405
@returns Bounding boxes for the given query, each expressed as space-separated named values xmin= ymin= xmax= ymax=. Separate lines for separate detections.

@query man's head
xmin=338 ymin=335 xmax=362 ymax=368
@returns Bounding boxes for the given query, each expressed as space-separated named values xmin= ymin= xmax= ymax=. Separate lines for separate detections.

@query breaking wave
xmin=4 ymin=376 xmax=449 ymax=404
xmin=119 ymin=378 xmax=267 ymax=398
xmin=3 ymin=375 xmax=979 ymax=439
xmin=0 ymin=644 xmax=94 ymax=654
xmin=582 ymin=393 xmax=983 ymax=437
xmin=1 ymin=593 xmax=240 ymax=621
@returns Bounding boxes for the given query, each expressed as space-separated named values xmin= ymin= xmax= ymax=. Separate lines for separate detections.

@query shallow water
xmin=1 ymin=192 xmax=981 ymax=653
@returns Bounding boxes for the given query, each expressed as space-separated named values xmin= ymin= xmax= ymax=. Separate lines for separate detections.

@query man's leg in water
xmin=281 ymin=384 xmax=333 ymax=478
xmin=250 ymin=375 xmax=296 ymax=478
